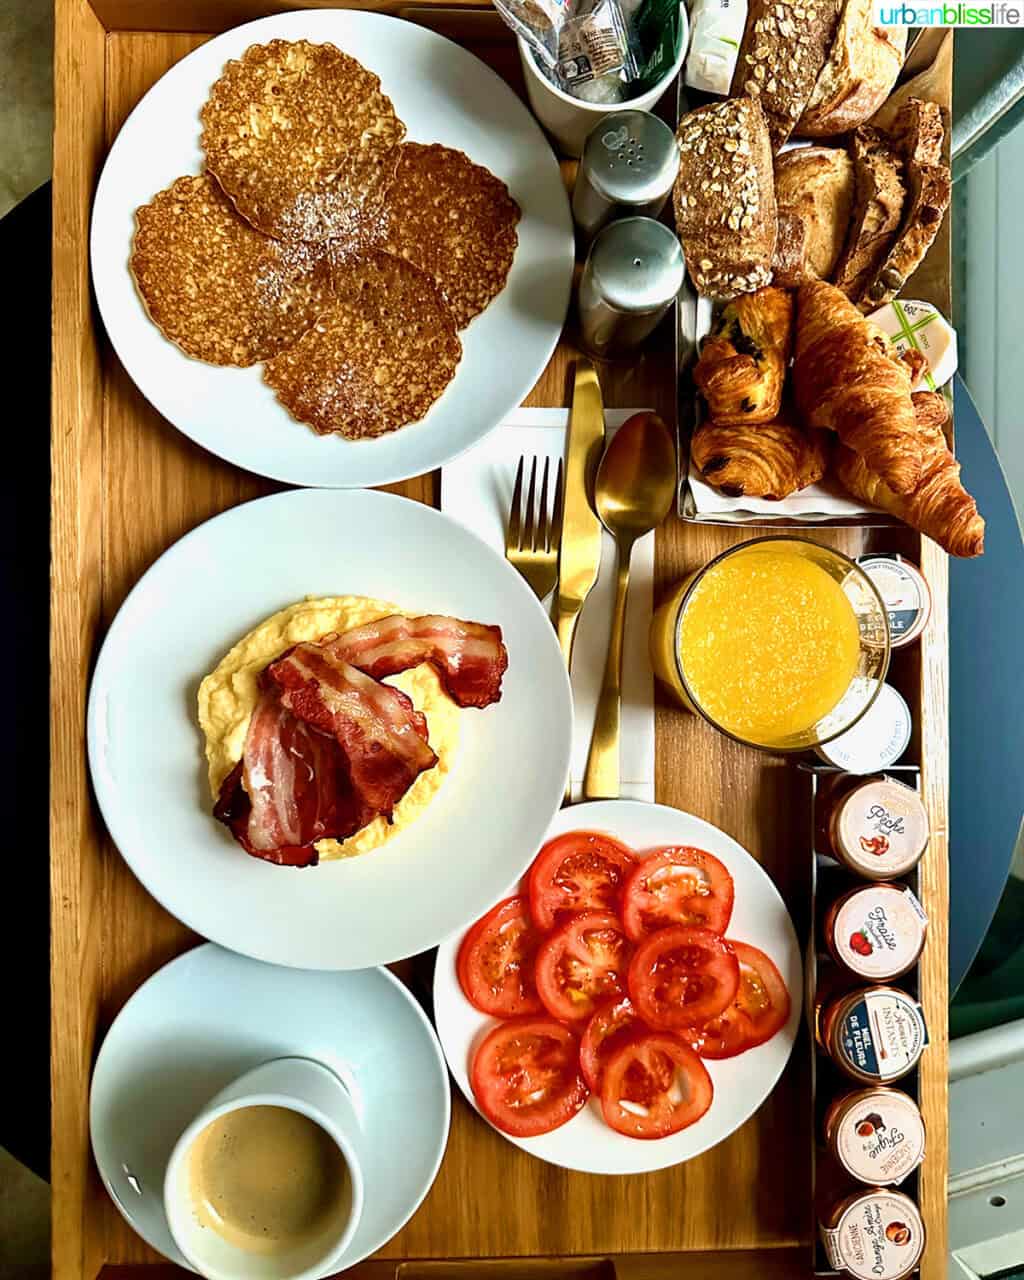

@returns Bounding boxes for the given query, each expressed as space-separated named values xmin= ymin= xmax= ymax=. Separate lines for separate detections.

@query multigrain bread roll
xmin=730 ymin=0 xmax=842 ymax=150
xmin=797 ymin=0 xmax=907 ymax=136
xmin=673 ymin=98 xmax=777 ymax=299
xmin=772 ymin=147 xmax=855 ymax=286
xmin=832 ymin=127 xmax=905 ymax=302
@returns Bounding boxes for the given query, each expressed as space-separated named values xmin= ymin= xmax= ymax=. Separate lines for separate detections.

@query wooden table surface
xmin=50 ymin=3 xmax=950 ymax=1277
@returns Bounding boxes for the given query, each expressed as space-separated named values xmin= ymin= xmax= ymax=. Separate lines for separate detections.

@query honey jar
xmin=820 ymin=1187 xmax=925 ymax=1279
xmin=823 ymin=883 xmax=928 ymax=981
xmin=824 ymin=1087 xmax=926 ymax=1186
xmin=826 ymin=777 xmax=929 ymax=880
xmin=817 ymin=985 xmax=928 ymax=1084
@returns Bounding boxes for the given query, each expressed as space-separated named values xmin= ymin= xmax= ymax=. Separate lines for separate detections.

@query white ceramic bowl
xmin=518 ymin=7 xmax=689 ymax=157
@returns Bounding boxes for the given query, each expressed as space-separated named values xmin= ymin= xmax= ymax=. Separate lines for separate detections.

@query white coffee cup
xmin=164 ymin=1058 xmax=365 ymax=1280
xmin=518 ymin=5 xmax=689 ymax=158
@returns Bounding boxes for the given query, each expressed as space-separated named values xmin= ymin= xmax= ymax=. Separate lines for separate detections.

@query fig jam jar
xmin=824 ymin=883 xmax=929 ymax=980
xmin=817 ymin=986 xmax=928 ymax=1084
xmin=826 ymin=777 xmax=929 ymax=880
xmin=824 ymin=1087 xmax=926 ymax=1186
xmin=820 ymin=1188 xmax=925 ymax=1280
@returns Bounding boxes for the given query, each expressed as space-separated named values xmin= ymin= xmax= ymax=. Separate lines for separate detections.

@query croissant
xmin=693 ymin=287 xmax=793 ymax=425
xmin=836 ymin=391 xmax=985 ymax=557
xmin=691 ymin=411 xmax=831 ymax=499
xmin=793 ymin=280 xmax=922 ymax=495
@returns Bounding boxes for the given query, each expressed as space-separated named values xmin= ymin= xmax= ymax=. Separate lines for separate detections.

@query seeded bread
xmin=858 ymin=162 xmax=951 ymax=312
xmin=797 ymin=0 xmax=907 ymax=136
xmin=831 ymin=127 xmax=905 ymax=302
xmin=772 ymin=146 xmax=855 ymax=286
xmin=673 ymin=98 xmax=777 ymax=299
xmin=731 ymin=0 xmax=842 ymax=151
xmin=890 ymin=96 xmax=945 ymax=166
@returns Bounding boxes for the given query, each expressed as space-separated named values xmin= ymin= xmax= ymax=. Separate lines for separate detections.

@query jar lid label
xmin=834 ymin=778 xmax=930 ymax=877
xmin=833 ymin=1089 xmax=927 ymax=1185
xmin=834 ymin=886 xmax=928 ymax=979
xmin=822 ymin=1190 xmax=926 ymax=1280
xmin=857 ymin=556 xmax=930 ymax=647
xmin=837 ymin=990 xmax=928 ymax=1081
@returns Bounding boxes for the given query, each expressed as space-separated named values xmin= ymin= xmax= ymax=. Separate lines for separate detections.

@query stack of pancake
xmin=130 ymin=39 xmax=521 ymax=440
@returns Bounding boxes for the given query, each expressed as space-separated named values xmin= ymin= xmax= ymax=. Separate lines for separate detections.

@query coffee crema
xmin=188 ymin=1104 xmax=350 ymax=1255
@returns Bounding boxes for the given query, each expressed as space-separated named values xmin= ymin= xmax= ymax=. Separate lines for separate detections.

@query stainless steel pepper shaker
xmin=578 ymin=217 xmax=685 ymax=358
xmin=571 ymin=110 xmax=680 ymax=243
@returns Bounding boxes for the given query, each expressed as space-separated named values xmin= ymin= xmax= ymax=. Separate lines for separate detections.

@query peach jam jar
xmin=824 ymin=1086 xmax=926 ymax=1186
xmin=820 ymin=1188 xmax=925 ymax=1280
xmin=650 ymin=537 xmax=889 ymax=753
xmin=817 ymin=986 xmax=928 ymax=1084
xmin=827 ymin=777 xmax=930 ymax=880
xmin=824 ymin=883 xmax=929 ymax=981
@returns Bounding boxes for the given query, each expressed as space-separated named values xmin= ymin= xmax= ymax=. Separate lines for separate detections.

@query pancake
xmin=130 ymin=175 xmax=335 ymax=367
xmin=263 ymin=251 xmax=461 ymax=439
xmin=379 ymin=143 xmax=520 ymax=328
xmin=200 ymin=39 xmax=406 ymax=244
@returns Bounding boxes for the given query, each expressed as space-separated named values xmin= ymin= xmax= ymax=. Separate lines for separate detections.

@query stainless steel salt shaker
xmin=578 ymin=217 xmax=685 ymax=358
xmin=571 ymin=110 xmax=680 ymax=243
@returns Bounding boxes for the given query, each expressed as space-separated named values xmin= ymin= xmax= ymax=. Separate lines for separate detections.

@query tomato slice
xmin=528 ymin=830 xmax=637 ymax=931
xmin=534 ymin=910 xmax=632 ymax=1025
xmin=621 ymin=846 xmax=735 ymax=941
xmin=457 ymin=896 xmax=544 ymax=1018
xmin=579 ymin=997 xmax=650 ymax=1093
xmin=470 ymin=1016 xmax=588 ymax=1137
xmin=600 ymin=1033 xmax=713 ymax=1139
xmin=682 ymin=941 xmax=791 ymax=1059
xmin=628 ymin=925 xmax=740 ymax=1028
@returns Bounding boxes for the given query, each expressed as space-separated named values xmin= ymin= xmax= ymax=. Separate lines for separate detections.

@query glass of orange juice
xmin=650 ymin=537 xmax=890 ymax=753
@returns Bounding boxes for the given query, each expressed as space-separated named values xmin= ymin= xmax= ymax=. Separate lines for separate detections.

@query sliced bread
xmin=831 ymin=126 xmax=905 ymax=302
xmin=797 ymin=0 xmax=907 ymax=136
xmin=858 ymin=161 xmax=951 ymax=311
xmin=772 ymin=146 xmax=855 ymax=285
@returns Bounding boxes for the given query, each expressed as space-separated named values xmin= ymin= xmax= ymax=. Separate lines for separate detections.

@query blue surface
xmin=949 ymin=374 xmax=1024 ymax=991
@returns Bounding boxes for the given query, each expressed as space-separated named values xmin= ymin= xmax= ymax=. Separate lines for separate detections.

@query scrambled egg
xmin=197 ymin=595 xmax=460 ymax=861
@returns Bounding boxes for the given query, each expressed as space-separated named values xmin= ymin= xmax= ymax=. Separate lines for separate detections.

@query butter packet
xmin=868 ymin=299 xmax=958 ymax=392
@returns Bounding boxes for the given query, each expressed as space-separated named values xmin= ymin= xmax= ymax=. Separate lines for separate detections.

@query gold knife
xmin=556 ymin=359 xmax=606 ymax=798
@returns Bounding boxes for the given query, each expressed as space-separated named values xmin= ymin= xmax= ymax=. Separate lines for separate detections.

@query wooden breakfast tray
xmin=50 ymin=3 xmax=951 ymax=1277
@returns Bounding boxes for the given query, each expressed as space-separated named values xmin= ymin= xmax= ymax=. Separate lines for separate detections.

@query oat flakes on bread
xmin=378 ymin=143 xmax=520 ymax=329
xmin=200 ymin=40 xmax=406 ymax=244
xmin=772 ymin=147 xmax=854 ymax=286
xmin=673 ymin=97 xmax=777 ymax=299
xmin=730 ymin=0 xmax=842 ymax=150
xmin=130 ymin=174 xmax=335 ymax=367
xmin=831 ymin=127 xmax=905 ymax=302
xmin=797 ymin=0 xmax=907 ymax=136
xmin=693 ymin=287 xmax=793 ymax=424
xmin=263 ymin=251 xmax=461 ymax=439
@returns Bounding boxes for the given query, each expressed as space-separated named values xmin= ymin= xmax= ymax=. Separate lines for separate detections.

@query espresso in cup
xmin=188 ymin=1105 xmax=352 ymax=1257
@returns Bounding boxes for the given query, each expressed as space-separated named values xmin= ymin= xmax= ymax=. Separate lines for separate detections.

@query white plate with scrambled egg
xmin=87 ymin=488 xmax=573 ymax=970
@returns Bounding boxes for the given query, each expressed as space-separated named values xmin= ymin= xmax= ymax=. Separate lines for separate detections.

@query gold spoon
xmin=582 ymin=411 xmax=676 ymax=800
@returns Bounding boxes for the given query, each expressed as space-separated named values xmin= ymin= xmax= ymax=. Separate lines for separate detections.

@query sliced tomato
xmin=682 ymin=942 xmax=791 ymax=1059
xmin=628 ymin=925 xmax=740 ymax=1029
xmin=528 ymin=830 xmax=637 ymax=931
xmin=621 ymin=846 xmax=735 ymax=941
xmin=534 ymin=910 xmax=632 ymax=1025
xmin=600 ymin=1033 xmax=713 ymax=1139
xmin=457 ymin=896 xmax=544 ymax=1018
xmin=579 ymin=997 xmax=651 ymax=1093
xmin=470 ymin=1016 xmax=588 ymax=1137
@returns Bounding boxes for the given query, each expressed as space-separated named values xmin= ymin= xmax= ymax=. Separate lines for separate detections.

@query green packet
xmin=633 ymin=0 xmax=682 ymax=93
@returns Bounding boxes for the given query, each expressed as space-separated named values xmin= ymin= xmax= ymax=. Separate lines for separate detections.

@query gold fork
xmin=505 ymin=455 xmax=564 ymax=600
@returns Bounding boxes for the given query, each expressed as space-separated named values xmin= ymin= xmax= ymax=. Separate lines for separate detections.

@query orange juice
xmin=675 ymin=547 xmax=861 ymax=744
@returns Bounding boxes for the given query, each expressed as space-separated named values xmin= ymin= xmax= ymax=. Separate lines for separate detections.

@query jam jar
xmin=826 ymin=777 xmax=929 ymax=880
xmin=824 ymin=882 xmax=929 ymax=981
xmin=824 ymin=1086 xmax=926 ymax=1186
xmin=820 ymin=1187 xmax=925 ymax=1280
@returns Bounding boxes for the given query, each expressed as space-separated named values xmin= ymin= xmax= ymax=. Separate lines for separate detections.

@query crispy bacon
xmin=266 ymin=643 xmax=437 ymax=819
xmin=325 ymin=614 xmax=508 ymax=708
xmin=213 ymin=690 xmax=367 ymax=867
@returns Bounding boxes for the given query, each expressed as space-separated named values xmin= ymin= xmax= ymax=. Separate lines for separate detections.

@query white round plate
xmin=90 ymin=944 xmax=450 ymax=1275
xmin=90 ymin=8 xmax=573 ymax=489
xmin=87 ymin=488 xmax=572 ymax=970
xmin=434 ymin=800 xmax=801 ymax=1175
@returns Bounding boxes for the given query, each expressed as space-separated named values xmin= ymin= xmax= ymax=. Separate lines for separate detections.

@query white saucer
xmin=434 ymin=800 xmax=801 ymax=1176
xmin=90 ymin=944 xmax=450 ymax=1274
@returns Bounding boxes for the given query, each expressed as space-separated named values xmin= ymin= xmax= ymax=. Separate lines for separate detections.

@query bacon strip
xmin=325 ymin=615 xmax=508 ymax=708
xmin=266 ymin=643 xmax=437 ymax=819
xmin=213 ymin=690 xmax=367 ymax=867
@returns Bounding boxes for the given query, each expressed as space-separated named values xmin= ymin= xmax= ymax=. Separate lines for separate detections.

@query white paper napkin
xmin=442 ymin=408 xmax=655 ymax=802
xmin=687 ymin=462 xmax=881 ymax=521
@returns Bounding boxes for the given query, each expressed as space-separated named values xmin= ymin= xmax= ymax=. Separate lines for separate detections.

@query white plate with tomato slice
xmin=433 ymin=800 xmax=801 ymax=1175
